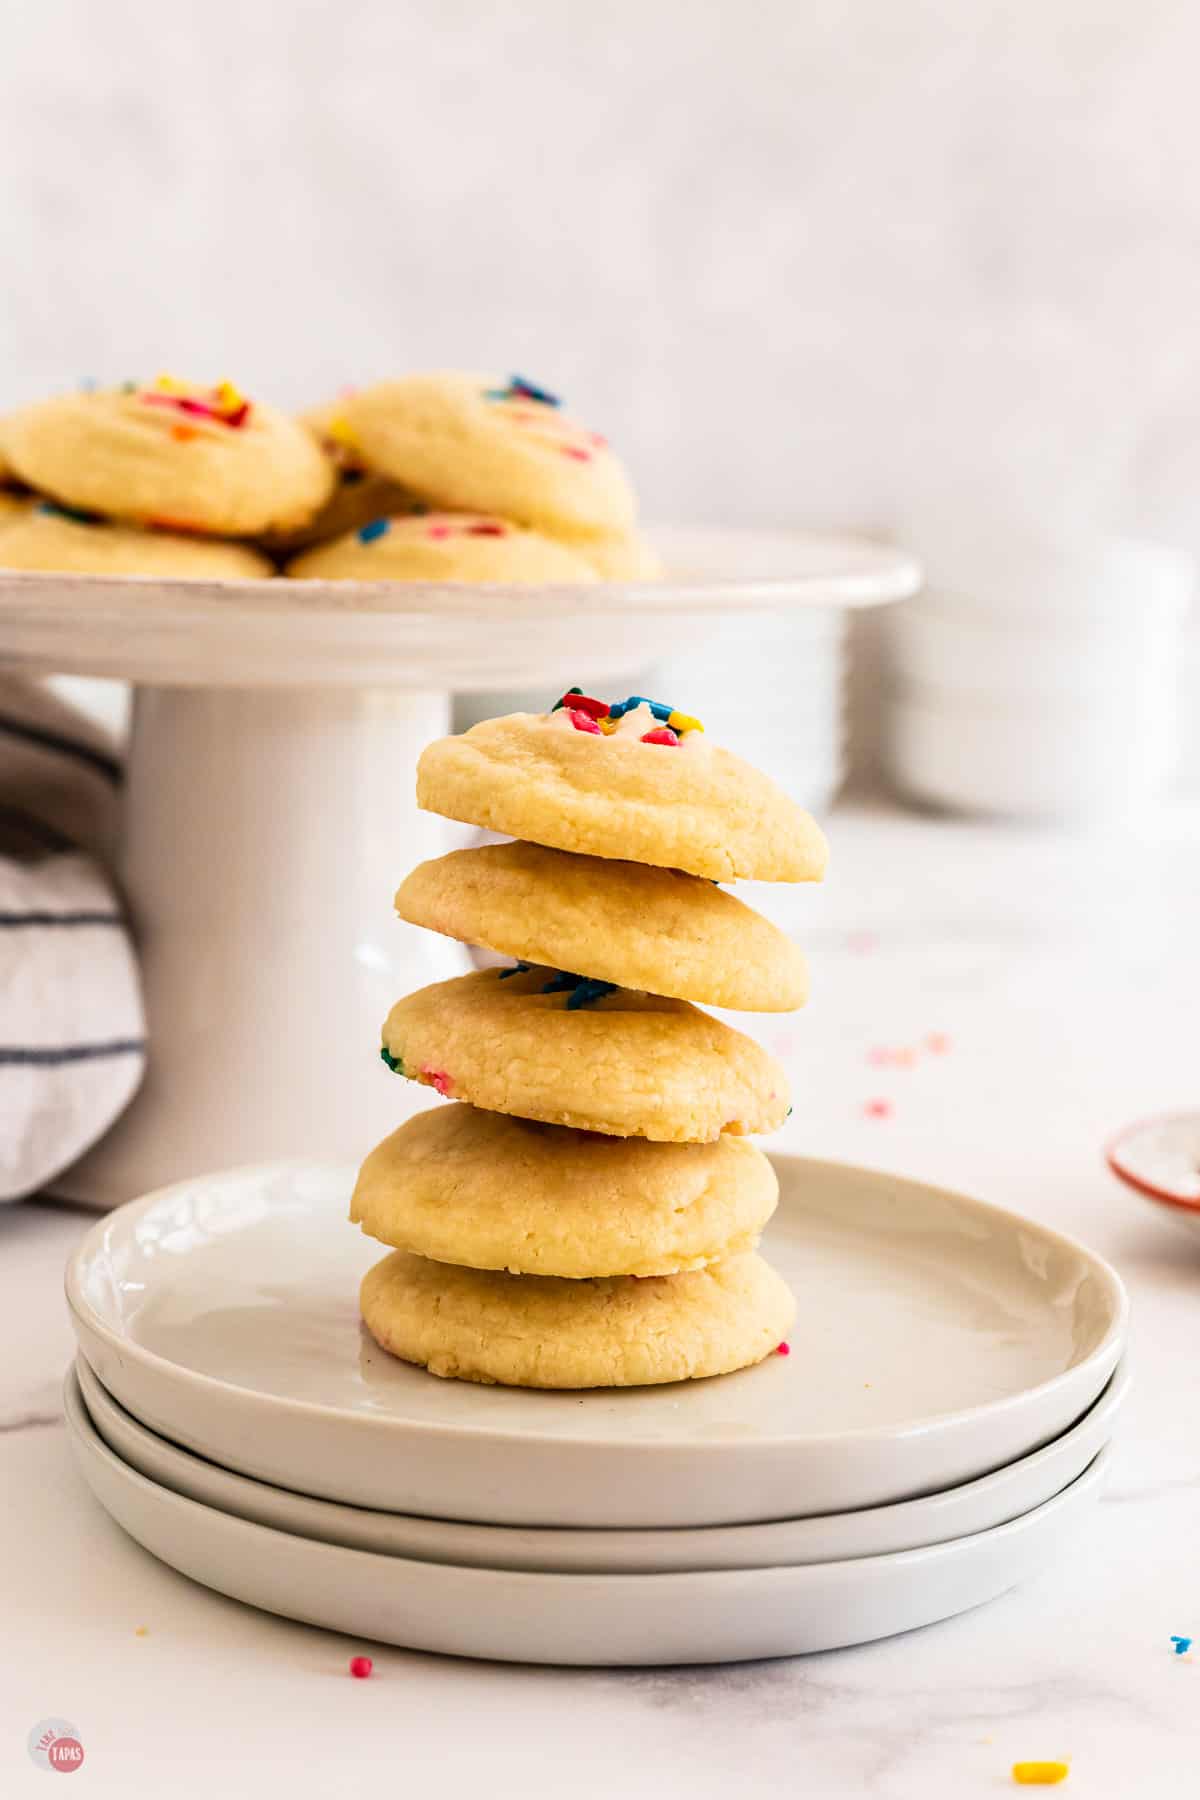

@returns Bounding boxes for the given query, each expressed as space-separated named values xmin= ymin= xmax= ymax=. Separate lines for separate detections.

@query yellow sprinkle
xmin=668 ymin=711 xmax=703 ymax=735
xmin=155 ymin=373 xmax=182 ymax=392
xmin=327 ymin=416 xmax=359 ymax=449
xmin=134 ymin=1626 xmax=149 ymax=1637
xmin=1012 ymin=1762 xmax=1069 ymax=1785
xmin=598 ymin=716 xmax=618 ymax=734
xmin=216 ymin=379 xmax=244 ymax=410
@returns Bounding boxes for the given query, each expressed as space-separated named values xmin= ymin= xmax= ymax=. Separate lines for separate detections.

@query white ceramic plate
xmin=65 ymin=1156 xmax=1127 ymax=1528
xmin=75 ymin=1354 xmax=1129 ymax=1574
xmin=63 ymin=1369 xmax=1112 ymax=1665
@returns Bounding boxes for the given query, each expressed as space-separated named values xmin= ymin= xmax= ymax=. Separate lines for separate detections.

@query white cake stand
xmin=0 ymin=525 xmax=919 ymax=1207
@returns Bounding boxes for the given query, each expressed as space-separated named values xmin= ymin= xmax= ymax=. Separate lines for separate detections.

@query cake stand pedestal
xmin=0 ymin=526 xmax=919 ymax=1208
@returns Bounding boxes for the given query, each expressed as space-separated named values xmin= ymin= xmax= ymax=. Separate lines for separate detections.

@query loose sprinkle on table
xmin=927 ymin=1031 xmax=951 ymax=1054
xmin=776 ymin=1341 xmax=791 ymax=1357
xmin=863 ymin=1098 xmax=894 ymax=1119
xmin=1171 ymin=1635 xmax=1193 ymax=1655
xmin=1012 ymin=1763 xmax=1069 ymax=1786
xmin=349 ymin=1655 xmax=373 ymax=1679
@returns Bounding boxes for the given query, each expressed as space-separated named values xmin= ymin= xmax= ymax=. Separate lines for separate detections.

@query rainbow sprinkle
xmin=485 ymin=374 xmax=561 ymax=407
xmin=380 ymin=1046 xmax=404 ymax=1074
xmin=538 ymin=970 xmax=617 ymax=1010
xmin=138 ymin=375 xmax=252 ymax=429
xmin=549 ymin=688 xmax=704 ymax=744
xmin=1012 ymin=1764 xmax=1069 ymax=1786
xmin=1171 ymin=1635 xmax=1193 ymax=1655
xmin=358 ymin=518 xmax=390 ymax=544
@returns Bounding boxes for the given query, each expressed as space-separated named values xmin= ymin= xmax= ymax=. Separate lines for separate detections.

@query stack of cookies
xmin=350 ymin=687 xmax=828 ymax=1390
xmin=285 ymin=371 xmax=661 ymax=585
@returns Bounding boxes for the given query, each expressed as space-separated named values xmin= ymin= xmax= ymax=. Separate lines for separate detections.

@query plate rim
xmin=65 ymin=1151 xmax=1130 ymax=1454
xmin=62 ymin=1363 xmax=1113 ymax=1589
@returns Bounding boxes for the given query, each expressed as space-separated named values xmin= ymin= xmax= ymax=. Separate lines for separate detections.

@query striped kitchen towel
xmin=0 ymin=676 xmax=144 ymax=1201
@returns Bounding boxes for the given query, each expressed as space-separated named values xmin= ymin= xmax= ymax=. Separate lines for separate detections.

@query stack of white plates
xmin=65 ymin=1158 xmax=1128 ymax=1666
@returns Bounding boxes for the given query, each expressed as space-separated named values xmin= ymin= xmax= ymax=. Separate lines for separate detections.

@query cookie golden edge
xmin=350 ymin=1107 xmax=780 ymax=1277
xmin=394 ymin=842 xmax=809 ymax=1012
xmin=360 ymin=1249 xmax=797 ymax=1388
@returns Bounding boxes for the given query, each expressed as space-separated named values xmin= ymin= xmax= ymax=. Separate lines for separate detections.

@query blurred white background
xmin=3 ymin=0 xmax=1198 ymax=551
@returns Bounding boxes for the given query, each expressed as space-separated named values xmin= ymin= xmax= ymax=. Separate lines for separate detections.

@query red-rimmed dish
xmin=1106 ymin=1112 xmax=1200 ymax=1237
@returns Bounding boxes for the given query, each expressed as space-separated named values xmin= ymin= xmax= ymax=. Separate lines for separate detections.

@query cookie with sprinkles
xmin=4 ymin=378 xmax=334 ymax=536
xmin=359 ymin=1248 xmax=796 ymax=1389
xmin=339 ymin=371 xmax=637 ymax=543
xmin=395 ymin=841 xmax=808 ymax=1011
xmin=0 ymin=505 xmax=272 ymax=578
xmin=417 ymin=693 xmax=829 ymax=883
xmin=379 ymin=964 xmax=790 ymax=1142
xmin=351 ymin=1105 xmax=779 ymax=1277
xmin=286 ymin=511 xmax=598 ymax=583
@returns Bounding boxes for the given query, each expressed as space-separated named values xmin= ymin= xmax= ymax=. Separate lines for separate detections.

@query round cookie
xmin=341 ymin=372 xmax=636 ymax=541
xmin=5 ymin=379 xmax=334 ymax=536
xmin=395 ymin=842 xmax=808 ymax=1012
xmin=351 ymin=1105 xmax=779 ymax=1277
xmin=417 ymin=702 xmax=829 ymax=883
xmin=575 ymin=532 xmax=663 ymax=581
xmin=261 ymin=401 xmax=421 ymax=553
xmin=380 ymin=965 xmax=790 ymax=1142
xmin=0 ymin=507 xmax=273 ymax=578
xmin=360 ymin=1248 xmax=796 ymax=1388
xmin=286 ymin=512 xmax=598 ymax=584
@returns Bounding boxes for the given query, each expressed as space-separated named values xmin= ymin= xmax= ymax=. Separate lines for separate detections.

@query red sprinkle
xmin=422 ymin=1067 xmax=453 ymax=1097
xmin=927 ymin=1032 xmax=951 ymax=1054
xmin=776 ymin=1341 xmax=791 ymax=1356
xmin=590 ymin=433 xmax=608 ymax=448
xmin=561 ymin=445 xmax=592 ymax=461
xmin=568 ymin=709 xmax=603 ymax=734
xmin=349 ymin=1656 xmax=373 ymax=1679
xmin=641 ymin=727 xmax=679 ymax=746
xmin=467 ymin=521 xmax=506 ymax=536
xmin=427 ymin=524 xmax=451 ymax=540
xmin=565 ymin=693 xmax=610 ymax=720
xmin=863 ymin=1098 xmax=894 ymax=1119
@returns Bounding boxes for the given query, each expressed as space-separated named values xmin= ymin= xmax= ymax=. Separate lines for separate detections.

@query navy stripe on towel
xmin=0 ymin=713 xmax=123 ymax=785
xmin=0 ymin=910 xmax=124 ymax=928
xmin=0 ymin=1039 xmax=145 ymax=1067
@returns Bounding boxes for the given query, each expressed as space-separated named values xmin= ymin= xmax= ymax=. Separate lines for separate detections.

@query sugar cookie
xmin=351 ymin=1105 xmax=778 ymax=1277
xmin=417 ymin=699 xmax=828 ymax=883
xmin=0 ymin=505 xmax=273 ymax=578
xmin=5 ymin=378 xmax=334 ymax=536
xmin=360 ymin=1248 xmax=796 ymax=1387
xmin=286 ymin=512 xmax=598 ymax=584
xmin=395 ymin=842 xmax=808 ymax=1011
xmin=341 ymin=372 xmax=636 ymax=541
xmin=380 ymin=965 xmax=789 ymax=1142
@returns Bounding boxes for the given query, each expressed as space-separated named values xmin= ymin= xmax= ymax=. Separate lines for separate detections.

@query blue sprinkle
xmin=357 ymin=518 xmax=390 ymax=544
xmin=541 ymin=970 xmax=580 ymax=995
xmin=499 ymin=961 xmax=531 ymax=979
xmin=509 ymin=374 xmax=561 ymax=407
xmin=1172 ymin=1636 xmax=1193 ymax=1655
xmin=566 ymin=978 xmax=616 ymax=1010
xmin=608 ymin=694 xmax=675 ymax=722
xmin=38 ymin=499 xmax=102 ymax=526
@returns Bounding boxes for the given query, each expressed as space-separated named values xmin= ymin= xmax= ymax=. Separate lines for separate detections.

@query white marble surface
xmin=3 ymin=800 xmax=1200 ymax=1795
